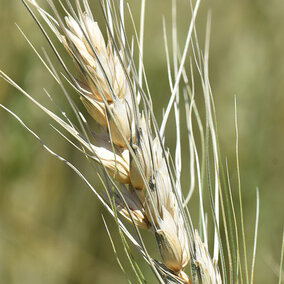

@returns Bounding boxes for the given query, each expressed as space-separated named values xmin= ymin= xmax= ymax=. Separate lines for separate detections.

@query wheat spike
xmin=57 ymin=6 xmax=192 ymax=282
xmin=1 ymin=0 xmax=227 ymax=283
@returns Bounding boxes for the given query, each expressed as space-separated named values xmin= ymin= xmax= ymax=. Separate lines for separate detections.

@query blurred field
xmin=0 ymin=1 xmax=283 ymax=283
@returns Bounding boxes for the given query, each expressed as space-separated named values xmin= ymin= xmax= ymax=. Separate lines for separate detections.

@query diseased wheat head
xmin=1 ymin=0 xmax=270 ymax=283
xmin=56 ymin=6 xmax=193 ymax=282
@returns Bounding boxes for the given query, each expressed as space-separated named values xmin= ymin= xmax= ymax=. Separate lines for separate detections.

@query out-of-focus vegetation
xmin=0 ymin=1 xmax=283 ymax=283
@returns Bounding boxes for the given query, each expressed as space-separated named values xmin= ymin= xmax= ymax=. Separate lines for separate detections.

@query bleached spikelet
xmin=64 ymin=14 xmax=127 ymax=102
xmin=91 ymin=144 xmax=130 ymax=184
xmin=115 ymin=185 xmax=149 ymax=229
xmin=157 ymin=206 xmax=190 ymax=274
xmin=63 ymin=14 xmax=134 ymax=149
xmin=145 ymin=138 xmax=190 ymax=279
xmin=145 ymin=138 xmax=175 ymax=221
xmin=108 ymin=98 xmax=134 ymax=148
xmin=81 ymin=95 xmax=108 ymax=127
xmin=129 ymin=114 xmax=152 ymax=189
xmin=192 ymin=231 xmax=222 ymax=284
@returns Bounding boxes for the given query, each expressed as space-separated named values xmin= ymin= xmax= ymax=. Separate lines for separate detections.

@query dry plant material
xmin=1 ymin=0 xmax=266 ymax=283
xmin=60 ymin=11 xmax=192 ymax=282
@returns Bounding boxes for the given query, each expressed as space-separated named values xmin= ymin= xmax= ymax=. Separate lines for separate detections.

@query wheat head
xmin=1 ymin=0 xmax=266 ymax=283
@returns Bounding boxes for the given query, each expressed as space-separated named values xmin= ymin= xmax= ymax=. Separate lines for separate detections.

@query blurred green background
xmin=0 ymin=0 xmax=283 ymax=283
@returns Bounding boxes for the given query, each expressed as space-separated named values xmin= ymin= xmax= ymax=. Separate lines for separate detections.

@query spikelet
xmin=63 ymin=14 xmax=127 ymax=102
xmin=81 ymin=95 xmax=108 ymax=127
xmin=129 ymin=114 xmax=152 ymax=189
xmin=115 ymin=185 xmax=149 ymax=229
xmin=192 ymin=231 xmax=222 ymax=284
xmin=157 ymin=206 xmax=190 ymax=273
xmin=62 ymin=14 xmax=134 ymax=150
xmin=108 ymin=98 xmax=133 ymax=148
